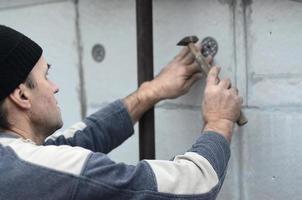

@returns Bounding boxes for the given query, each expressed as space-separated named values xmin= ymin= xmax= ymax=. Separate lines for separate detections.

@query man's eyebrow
xmin=47 ymin=63 xmax=51 ymax=69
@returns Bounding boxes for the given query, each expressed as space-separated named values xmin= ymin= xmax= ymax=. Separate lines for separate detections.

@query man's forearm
xmin=122 ymin=81 xmax=161 ymax=124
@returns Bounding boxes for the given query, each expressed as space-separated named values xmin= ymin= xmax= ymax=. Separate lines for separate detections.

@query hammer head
xmin=177 ymin=35 xmax=199 ymax=46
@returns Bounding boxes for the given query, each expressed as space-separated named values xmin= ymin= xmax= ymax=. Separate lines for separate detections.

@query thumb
xmin=207 ymin=66 xmax=220 ymax=85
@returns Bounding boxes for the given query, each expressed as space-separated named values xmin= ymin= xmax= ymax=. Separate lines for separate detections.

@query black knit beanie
xmin=0 ymin=25 xmax=42 ymax=100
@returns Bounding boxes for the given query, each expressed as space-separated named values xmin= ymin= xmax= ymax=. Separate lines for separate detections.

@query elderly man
xmin=0 ymin=25 xmax=242 ymax=200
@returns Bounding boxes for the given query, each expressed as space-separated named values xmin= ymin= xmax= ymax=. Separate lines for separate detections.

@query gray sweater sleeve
xmin=44 ymin=100 xmax=134 ymax=153
xmin=189 ymin=131 xmax=230 ymax=180
xmin=76 ymin=131 xmax=231 ymax=199
xmin=41 ymin=99 xmax=230 ymax=198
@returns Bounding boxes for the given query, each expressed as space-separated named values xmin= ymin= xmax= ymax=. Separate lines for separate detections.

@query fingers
xmin=186 ymin=60 xmax=201 ymax=74
xmin=182 ymin=51 xmax=195 ymax=65
xmin=218 ymin=78 xmax=231 ymax=89
xmin=174 ymin=46 xmax=189 ymax=61
xmin=196 ymin=42 xmax=202 ymax=51
xmin=207 ymin=66 xmax=220 ymax=85
xmin=185 ymin=54 xmax=213 ymax=76
xmin=229 ymin=87 xmax=239 ymax=95
xmin=229 ymin=87 xmax=243 ymax=107
xmin=205 ymin=55 xmax=213 ymax=65
xmin=176 ymin=43 xmax=213 ymax=66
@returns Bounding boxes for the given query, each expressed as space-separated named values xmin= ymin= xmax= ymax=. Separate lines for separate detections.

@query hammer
xmin=177 ymin=35 xmax=248 ymax=126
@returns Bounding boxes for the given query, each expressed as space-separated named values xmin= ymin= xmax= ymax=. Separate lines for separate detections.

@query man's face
xmin=27 ymin=56 xmax=63 ymax=137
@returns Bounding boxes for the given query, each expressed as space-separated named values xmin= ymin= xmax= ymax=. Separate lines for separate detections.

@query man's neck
xmin=7 ymin=126 xmax=45 ymax=145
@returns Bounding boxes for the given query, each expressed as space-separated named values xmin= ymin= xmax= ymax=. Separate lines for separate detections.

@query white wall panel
xmin=248 ymin=0 xmax=302 ymax=106
xmin=241 ymin=109 xmax=302 ymax=199
xmin=242 ymin=1 xmax=302 ymax=199
xmin=79 ymin=0 xmax=138 ymax=164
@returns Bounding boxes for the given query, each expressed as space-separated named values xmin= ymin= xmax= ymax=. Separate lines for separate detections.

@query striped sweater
xmin=0 ymin=100 xmax=230 ymax=200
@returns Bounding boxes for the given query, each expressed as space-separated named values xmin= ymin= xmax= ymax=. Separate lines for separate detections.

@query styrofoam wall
xmin=78 ymin=0 xmax=139 ymax=165
xmin=1 ymin=0 xmax=302 ymax=199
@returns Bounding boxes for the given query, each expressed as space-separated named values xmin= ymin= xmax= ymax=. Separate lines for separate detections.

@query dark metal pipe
xmin=136 ymin=0 xmax=155 ymax=160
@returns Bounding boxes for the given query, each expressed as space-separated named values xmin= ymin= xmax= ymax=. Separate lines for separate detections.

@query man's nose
xmin=51 ymin=80 xmax=60 ymax=93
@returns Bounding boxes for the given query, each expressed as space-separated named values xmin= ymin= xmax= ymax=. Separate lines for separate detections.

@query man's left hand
xmin=146 ymin=45 xmax=211 ymax=101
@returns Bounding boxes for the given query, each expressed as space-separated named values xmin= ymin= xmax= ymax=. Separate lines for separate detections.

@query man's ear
xmin=8 ymin=84 xmax=31 ymax=109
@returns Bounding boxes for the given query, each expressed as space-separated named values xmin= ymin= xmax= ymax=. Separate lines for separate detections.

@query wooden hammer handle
xmin=188 ymin=43 xmax=248 ymax=126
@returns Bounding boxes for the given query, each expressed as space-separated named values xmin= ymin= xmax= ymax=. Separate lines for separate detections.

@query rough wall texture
xmin=1 ymin=0 xmax=302 ymax=199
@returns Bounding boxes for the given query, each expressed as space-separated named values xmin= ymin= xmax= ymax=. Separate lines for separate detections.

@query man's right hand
xmin=123 ymin=44 xmax=210 ymax=124
xmin=202 ymin=66 xmax=243 ymax=142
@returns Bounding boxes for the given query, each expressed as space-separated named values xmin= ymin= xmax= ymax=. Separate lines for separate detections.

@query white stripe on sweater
xmin=48 ymin=121 xmax=87 ymax=140
xmin=0 ymin=137 xmax=90 ymax=176
xmin=146 ymin=152 xmax=218 ymax=195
